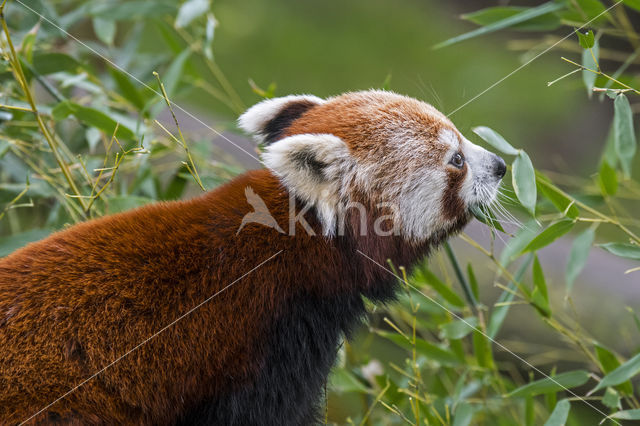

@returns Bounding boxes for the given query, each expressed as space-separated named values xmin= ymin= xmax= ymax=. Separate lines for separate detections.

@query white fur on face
xmin=459 ymin=136 xmax=501 ymax=207
xmin=397 ymin=167 xmax=447 ymax=241
xmin=238 ymin=95 xmax=325 ymax=143
xmin=262 ymin=134 xmax=355 ymax=235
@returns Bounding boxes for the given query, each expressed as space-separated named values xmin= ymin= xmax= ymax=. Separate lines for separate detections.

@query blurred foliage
xmin=0 ymin=0 xmax=639 ymax=425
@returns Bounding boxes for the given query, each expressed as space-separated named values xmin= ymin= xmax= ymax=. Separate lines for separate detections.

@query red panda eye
xmin=450 ymin=152 xmax=464 ymax=169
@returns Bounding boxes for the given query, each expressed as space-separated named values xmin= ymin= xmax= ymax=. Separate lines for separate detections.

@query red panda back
xmin=0 ymin=170 xmax=304 ymax=424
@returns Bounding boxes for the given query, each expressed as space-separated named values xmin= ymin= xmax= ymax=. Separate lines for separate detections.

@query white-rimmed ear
xmin=238 ymin=95 xmax=325 ymax=144
xmin=262 ymin=133 xmax=354 ymax=235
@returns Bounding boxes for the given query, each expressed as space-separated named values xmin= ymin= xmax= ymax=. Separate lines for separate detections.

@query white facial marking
xmin=459 ymin=136 xmax=501 ymax=207
xmin=262 ymin=133 xmax=355 ymax=236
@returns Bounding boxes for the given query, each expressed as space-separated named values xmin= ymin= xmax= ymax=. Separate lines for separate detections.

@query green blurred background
xmin=2 ymin=0 xmax=639 ymax=424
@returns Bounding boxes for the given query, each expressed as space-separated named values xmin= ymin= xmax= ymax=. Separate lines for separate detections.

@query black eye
xmin=450 ymin=152 xmax=464 ymax=169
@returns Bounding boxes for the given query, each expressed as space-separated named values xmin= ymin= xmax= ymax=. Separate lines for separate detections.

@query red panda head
xmin=239 ymin=90 xmax=506 ymax=242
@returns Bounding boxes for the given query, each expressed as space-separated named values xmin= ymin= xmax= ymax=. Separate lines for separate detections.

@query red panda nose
xmin=493 ymin=154 xmax=506 ymax=179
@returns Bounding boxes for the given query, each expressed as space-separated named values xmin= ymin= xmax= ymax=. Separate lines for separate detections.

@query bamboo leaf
xmin=522 ymin=220 xmax=575 ymax=253
xmin=576 ymin=29 xmax=595 ymax=49
xmin=592 ymin=353 xmax=640 ymax=392
xmin=462 ymin=6 xmax=561 ymax=31
xmin=376 ymin=330 xmax=461 ymax=366
xmin=543 ymin=399 xmax=570 ymax=426
xmin=613 ymin=94 xmax=637 ymax=178
xmin=532 ymin=255 xmax=550 ymax=317
xmin=92 ymin=17 xmax=116 ymax=46
xmin=453 ymin=402 xmax=474 ymax=426
xmin=608 ymin=409 xmax=640 ymax=420
xmin=600 ymin=243 xmax=640 ymax=260
xmin=52 ymin=101 xmax=135 ymax=140
xmin=433 ymin=2 xmax=563 ymax=49
xmin=566 ymin=227 xmax=595 ymax=293
xmin=582 ymin=40 xmax=598 ymax=97
xmin=513 ymin=151 xmax=537 ymax=216
xmin=602 ymin=387 xmax=621 ymax=410
xmin=415 ymin=266 xmax=466 ymax=308
xmin=599 ymin=160 xmax=618 ymax=196
xmin=175 ymin=0 xmax=210 ymax=28
xmin=440 ymin=317 xmax=478 ymax=340
xmin=488 ymin=254 xmax=533 ymax=339
xmin=472 ymin=126 xmax=519 ymax=155
xmin=595 ymin=344 xmax=635 ymax=394
xmin=508 ymin=370 xmax=590 ymax=398
xmin=537 ymin=176 xmax=579 ymax=219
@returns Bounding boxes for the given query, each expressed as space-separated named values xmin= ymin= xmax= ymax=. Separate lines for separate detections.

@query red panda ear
xmin=262 ymin=133 xmax=354 ymax=234
xmin=238 ymin=95 xmax=325 ymax=144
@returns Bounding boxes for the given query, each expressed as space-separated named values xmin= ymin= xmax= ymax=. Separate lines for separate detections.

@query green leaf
xmin=109 ymin=68 xmax=147 ymax=111
xmin=92 ymin=17 xmax=116 ymax=46
xmin=452 ymin=402 xmax=474 ymax=426
xmin=599 ymin=160 xmax=618 ymax=196
xmin=543 ymin=399 xmax=570 ymax=426
xmin=163 ymin=48 xmax=193 ymax=98
xmin=0 ymin=229 xmax=53 ymax=258
xmin=472 ymin=126 xmax=519 ymax=155
xmin=576 ymin=29 xmax=595 ymax=49
xmin=500 ymin=221 xmax=541 ymax=265
xmin=473 ymin=329 xmax=494 ymax=369
xmin=595 ymin=343 xmax=634 ymax=395
xmin=415 ymin=266 xmax=466 ymax=308
xmin=513 ymin=151 xmax=537 ymax=216
xmin=90 ymin=1 xmax=176 ymax=20
xmin=525 ymin=396 xmax=535 ymax=426
xmin=433 ymin=2 xmax=563 ymax=49
xmin=150 ymin=49 xmax=192 ymax=117
xmin=608 ymin=409 xmax=640 ymax=420
xmin=531 ymin=256 xmax=550 ymax=317
xmin=440 ymin=317 xmax=478 ymax=340
xmin=328 ymin=368 xmax=371 ymax=394
xmin=582 ymin=40 xmax=598 ymax=97
xmin=467 ymin=263 xmax=479 ymax=301
xmin=376 ymin=330 xmax=461 ymax=366
xmin=522 ymin=220 xmax=575 ymax=253
xmin=575 ymin=0 xmax=608 ymax=20
xmin=32 ymin=52 xmax=82 ymax=75
xmin=488 ymin=254 xmax=533 ymax=339
xmin=600 ymin=243 xmax=640 ymax=260
xmin=537 ymin=176 xmax=579 ymax=219
xmin=175 ymin=0 xmax=210 ymax=28
xmin=508 ymin=370 xmax=590 ymax=398
xmin=602 ymin=387 xmax=621 ymax=410
xmin=624 ymin=0 xmax=640 ymax=12
xmin=52 ymin=101 xmax=135 ymax=140
xmin=593 ymin=353 xmax=640 ymax=392
xmin=566 ymin=227 xmax=595 ymax=293
xmin=462 ymin=6 xmax=561 ymax=31
xmin=204 ymin=13 xmax=217 ymax=61
xmin=470 ymin=205 xmax=506 ymax=233
xmin=0 ymin=140 xmax=9 ymax=159
xmin=164 ymin=165 xmax=189 ymax=200
xmin=613 ymin=94 xmax=637 ymax=178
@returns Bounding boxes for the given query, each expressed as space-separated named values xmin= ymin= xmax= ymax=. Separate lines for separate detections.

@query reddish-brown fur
xmin=0 ymin=171 xmax=298 ymax=423
xmin=0 ymin=169 xmax=464 ymax=425
xmin=1 ymin=91 xmax=475 ymax=425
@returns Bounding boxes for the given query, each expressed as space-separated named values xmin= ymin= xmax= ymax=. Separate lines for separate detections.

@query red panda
xmin=0 ymin=90 xmax=506 ymax=425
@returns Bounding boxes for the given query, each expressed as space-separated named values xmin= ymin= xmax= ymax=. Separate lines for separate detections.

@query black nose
xmin=493 ymin=154 xmax=506 ymax=179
